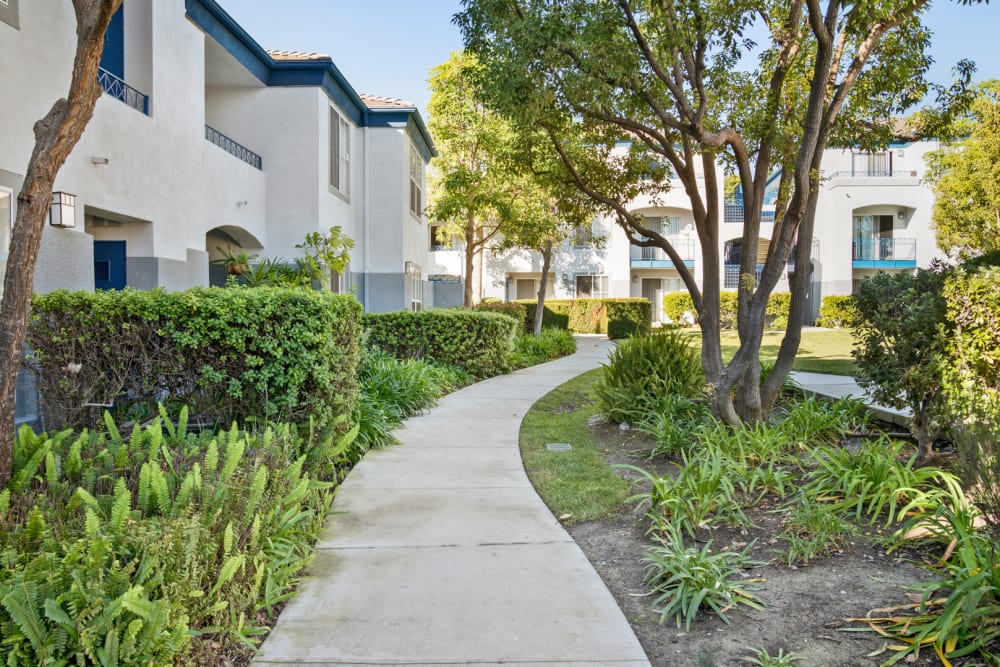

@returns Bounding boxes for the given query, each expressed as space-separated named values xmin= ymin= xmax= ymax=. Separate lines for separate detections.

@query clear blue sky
xmin=223 ymin=1 xmax=1000 ymax=118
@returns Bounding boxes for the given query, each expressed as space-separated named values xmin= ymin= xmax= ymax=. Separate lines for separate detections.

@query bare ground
xmin=565 ymin=424 xmax=952 ymax=667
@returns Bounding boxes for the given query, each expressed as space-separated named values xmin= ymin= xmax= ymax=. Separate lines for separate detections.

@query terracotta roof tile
xmin=266 ymin=49 xmax=331 ymax=62
xmin=360 ymin=93 xmax=416 ymax=110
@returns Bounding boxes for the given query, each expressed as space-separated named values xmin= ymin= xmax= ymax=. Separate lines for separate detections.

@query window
xmin=0 ymin=0 xmax=19 ymax=30
xmin=575 ymin=275 xmax=608 ymax=298
xmin=409 ymin=143 xmax=423 ymax=217
xmin=406 ymin=261 xmax=423 ymax=310
xmin=329 ymin=107 xmax=350 ymax=196
xmin=851 ymin=151 xmax=891 ymax=177
xmin=574 ymin=222 xmax=594 ymax=248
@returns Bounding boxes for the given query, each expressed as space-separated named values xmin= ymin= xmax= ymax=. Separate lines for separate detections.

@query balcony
xmin=724 ymin=264 xmax=765 ymax=289
xmin=723 ymin=200 xmax=777 ymax=224
xmin=630 ymin=239 xmax=695 ymax=269
xmin=830 ymin=169 xmax=917 ymax=178
xmin=205 ymin=125 xmax=262 ymax=170
xmin=852 ymin=237 xmax=916 ymax=268
xmin=98 ymin=68 xmax=149 ymax=116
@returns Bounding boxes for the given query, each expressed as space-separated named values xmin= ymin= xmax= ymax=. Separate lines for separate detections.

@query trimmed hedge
xmin=816 ymin=295 xmax=859 ymax=328
xmin=516 ymin=298 xmax=651 ymax=339
xmin=470 ymin=301 xmax=528 ymax=334
xmin=362 ymin=309 xmax=517 ymax=379
xmin=27 ymin=287 xmax=361 ymax=431
xmin=662 ymin=290 xmax=791 ymax=329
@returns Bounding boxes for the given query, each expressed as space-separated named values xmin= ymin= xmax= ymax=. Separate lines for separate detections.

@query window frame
xmin=329 ymin=106 xmax=351 ymax=199
xmin=409 ymin=142 xmax=424 ymax=218
xmin=575 ymin=274 xmax=609 ymax=299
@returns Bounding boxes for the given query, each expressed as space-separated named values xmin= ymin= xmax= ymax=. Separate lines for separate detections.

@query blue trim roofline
xmin=185 ymin=0 xmax=435 ymax=155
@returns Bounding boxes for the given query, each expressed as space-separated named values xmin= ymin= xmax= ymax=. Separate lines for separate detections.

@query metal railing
xmin=724 ymin=264 xmax=765 ymax=289
xmin=723 ymin=200 xmax=777 ymax=224
xmin=630 ymin=238 xmax=696 ymax=262
xmin=98 ymin=68 xmax=149 ymax=115
xmin=852 ymin=237 xmax=916 ymax=262
xmin=830 ymin=170 xmax=918 ymax=178
xmin=205 ymin=125 xmax=262 ymax=170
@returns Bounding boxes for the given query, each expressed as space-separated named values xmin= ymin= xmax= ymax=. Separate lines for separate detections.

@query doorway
xmin=94 ymin=240 xmax=126 ymax=290
xmin=642 ymin=278 xmax=663 ymax=323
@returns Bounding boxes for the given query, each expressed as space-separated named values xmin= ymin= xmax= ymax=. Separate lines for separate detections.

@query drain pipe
xmin=363 ymin=124 xmax=370 ymax=312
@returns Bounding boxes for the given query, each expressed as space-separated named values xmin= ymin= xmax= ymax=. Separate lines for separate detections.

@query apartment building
xmin=428 ymin=140 xmax=943 ymax=323
xmin=0 ymin=0 xmax=437 ymax=311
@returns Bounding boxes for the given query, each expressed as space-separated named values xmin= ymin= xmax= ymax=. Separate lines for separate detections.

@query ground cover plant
xmin=510 ymin=327 xmax=577 ymax=369
xmin=0 ymin=411 xmax=354 ymax=665
xmin=520 ymin=365 xmax=998 ymax=666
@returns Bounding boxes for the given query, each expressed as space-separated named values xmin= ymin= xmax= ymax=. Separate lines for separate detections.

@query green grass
xmin=682 ymin=327 xmax=858 ymax=376
xmin=519 ymin=368 xmax=631 ymax=521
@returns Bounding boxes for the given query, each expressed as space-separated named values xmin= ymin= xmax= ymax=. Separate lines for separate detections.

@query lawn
xmin=686 ymin=327 xmax=857 ymax=376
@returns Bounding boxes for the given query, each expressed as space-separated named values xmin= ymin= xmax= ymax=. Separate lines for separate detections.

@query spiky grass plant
xmin=778 ymin=495 xmax=858 ymax=565
xmin=643 ymin=520 xmax=764 ymax=630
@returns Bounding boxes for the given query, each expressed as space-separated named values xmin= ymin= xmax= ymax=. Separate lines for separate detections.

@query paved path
xmin=253 ymin=335 xmax=651 ymax=667
xmin=790 ymin=371 xmax=910 ymax=428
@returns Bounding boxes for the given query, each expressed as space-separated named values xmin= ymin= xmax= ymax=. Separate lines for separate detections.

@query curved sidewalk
xmin=253 ymin=336 xmax=651 ymax=667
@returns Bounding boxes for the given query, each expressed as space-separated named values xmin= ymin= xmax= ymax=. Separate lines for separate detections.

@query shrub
xmin=0 ymin=413 xmax=353 ymax=665
xmin=595 ymin=330 xmax=704 ymax=424
xmin=517 ymin=298 xmax=651 ymax=339
xmin=470 ymin=301 xmax=528 ymax=333
xmin=27 ymin=288 xmax=361 ymax=432
xmin=778 ymin=496 xmax=858 ymax=565
xmin=941 ymin=264 xmax=1000 ymax=527
xmin=662 ymin=291 xmax=695 ymax=324
xmin=362 ymin=309 xmax=517 ymax=379
xmin=662 ymin=291 xmax=789 ymax=329
xmin=637 ymin=394 xmax=713 ymax=457
xmin=510 ymin=328 xmax=577 ymax=369
xmin=852 ymin=267 xmax=950 ymax=462
xmin=815 ymin=295 xmax=859 ymax=328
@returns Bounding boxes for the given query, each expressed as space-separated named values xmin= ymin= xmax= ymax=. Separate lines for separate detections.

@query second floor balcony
xmin=630 ymin=239 xmax=696 ymax=269
xmin=852 ymin=237 xmax=916 ymax=268
xmin=98 ymin=68 xmax=149 ymax=116
xmin=205 ymin=125 xmax=263 ymax=170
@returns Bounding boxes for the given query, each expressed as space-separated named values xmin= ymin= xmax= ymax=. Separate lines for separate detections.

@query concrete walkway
xmin=253 ymin=336 xmax=651 ymax=667
xmin=790 ymin=371 xmax=910 ymax=428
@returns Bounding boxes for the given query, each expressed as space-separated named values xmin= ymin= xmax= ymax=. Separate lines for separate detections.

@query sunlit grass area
xmin=684 ymin=327 xmax=857 ymax=376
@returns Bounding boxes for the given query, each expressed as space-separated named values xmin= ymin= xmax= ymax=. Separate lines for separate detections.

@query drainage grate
xmin=546 ymin=443 xmax=572 ymax=452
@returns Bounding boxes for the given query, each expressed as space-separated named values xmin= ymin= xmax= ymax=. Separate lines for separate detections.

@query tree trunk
xmin=534 ymin=239 xmax=553 ymax=336
xmin=914 ymin=411 xmax=934 ymax=465
xmin=0 ymin=0 xmax=122 ymax=487
xmin=463 ymin=214 xmax=479 ymax=306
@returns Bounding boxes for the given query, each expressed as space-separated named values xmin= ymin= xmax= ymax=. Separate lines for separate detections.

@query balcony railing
xmin=630 ymin=238 xmax=696 ymax=264
xmin=723 ymin=200 xmax=777 ymax=224
xmin=830 ymin=169 xmax=917 ymax=178
xmin=98 ymin=68 xmax=149 ymax=115
xmin=724 ymin=264 xmax=764 ymax=289
xmin=852 ymin=237 xmax=916 ymax=263
xmin=205 ymin=125 xmax=262 ymax=170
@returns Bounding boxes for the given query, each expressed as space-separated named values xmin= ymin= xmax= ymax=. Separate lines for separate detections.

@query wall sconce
xmin=632 ymin=275 xmax=639 ymax=284
xmin=236 ymin=200 xmax=248 ymax=207
xmin=897 ymin=210 xmax=905 ymax=221
xmin=90 ymin=156 xmax=109 ymax=165
xmin=48 ymin=192 xmax=76 ymax=228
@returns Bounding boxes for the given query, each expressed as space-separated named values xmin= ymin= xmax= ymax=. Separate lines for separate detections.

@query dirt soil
xmin=565 ymin=423 xmax=951 ymax=667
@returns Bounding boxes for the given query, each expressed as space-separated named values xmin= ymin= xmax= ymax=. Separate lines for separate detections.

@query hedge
xmin=27 ymin=287 xmax=361 ymax=431
xmin=362 ymin=309 xmax=517 ymax=379
xmin=661 ymin=290 xmax=790 ymax=329
xmin=470 ymin=301 xmax=528 ymax=334
xmin=816 ymin=295 xmax=859 ymax=328
xmin=515 ymin=298 xmax=651 ymax=339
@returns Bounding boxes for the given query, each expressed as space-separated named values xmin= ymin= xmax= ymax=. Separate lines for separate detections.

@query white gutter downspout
xmin=363 ymin=125 xmax=370 ymax=312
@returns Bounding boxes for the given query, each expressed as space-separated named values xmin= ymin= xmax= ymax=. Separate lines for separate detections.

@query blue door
xmin=94 ymin=241 xmax=126 ymax=290
xmin=100 ymin=6 xmax=124 ymax=79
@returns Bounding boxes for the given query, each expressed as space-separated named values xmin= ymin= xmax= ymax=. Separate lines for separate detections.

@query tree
xmin=0 ymin=0 xmax=123 ymax=487
xmin=426 ymin=51 xmax=525 ymax=306
xmin=926 ymin=80 xmax=1000 ymax=260
xmin=852 ymin=267 xmax=949 ymax=463
xmin=457 ymin=0 xmax=980 ymax=425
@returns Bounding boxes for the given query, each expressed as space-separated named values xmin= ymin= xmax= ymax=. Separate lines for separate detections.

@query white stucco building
xmin=0 ymin=0 xmax=437 ymax=311
xmin=429 ymin=140 xmax=944 ymax=323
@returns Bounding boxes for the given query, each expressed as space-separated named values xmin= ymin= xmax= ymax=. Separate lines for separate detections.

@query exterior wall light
xmin=48 ymin=192 xmax=76 ymax=228
xmin=91 ymin=157 xmax=109 ymax=165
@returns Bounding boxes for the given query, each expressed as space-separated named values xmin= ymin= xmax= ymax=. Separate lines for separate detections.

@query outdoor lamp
xmin=48 ymin=192 xmax=76 ymax=228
